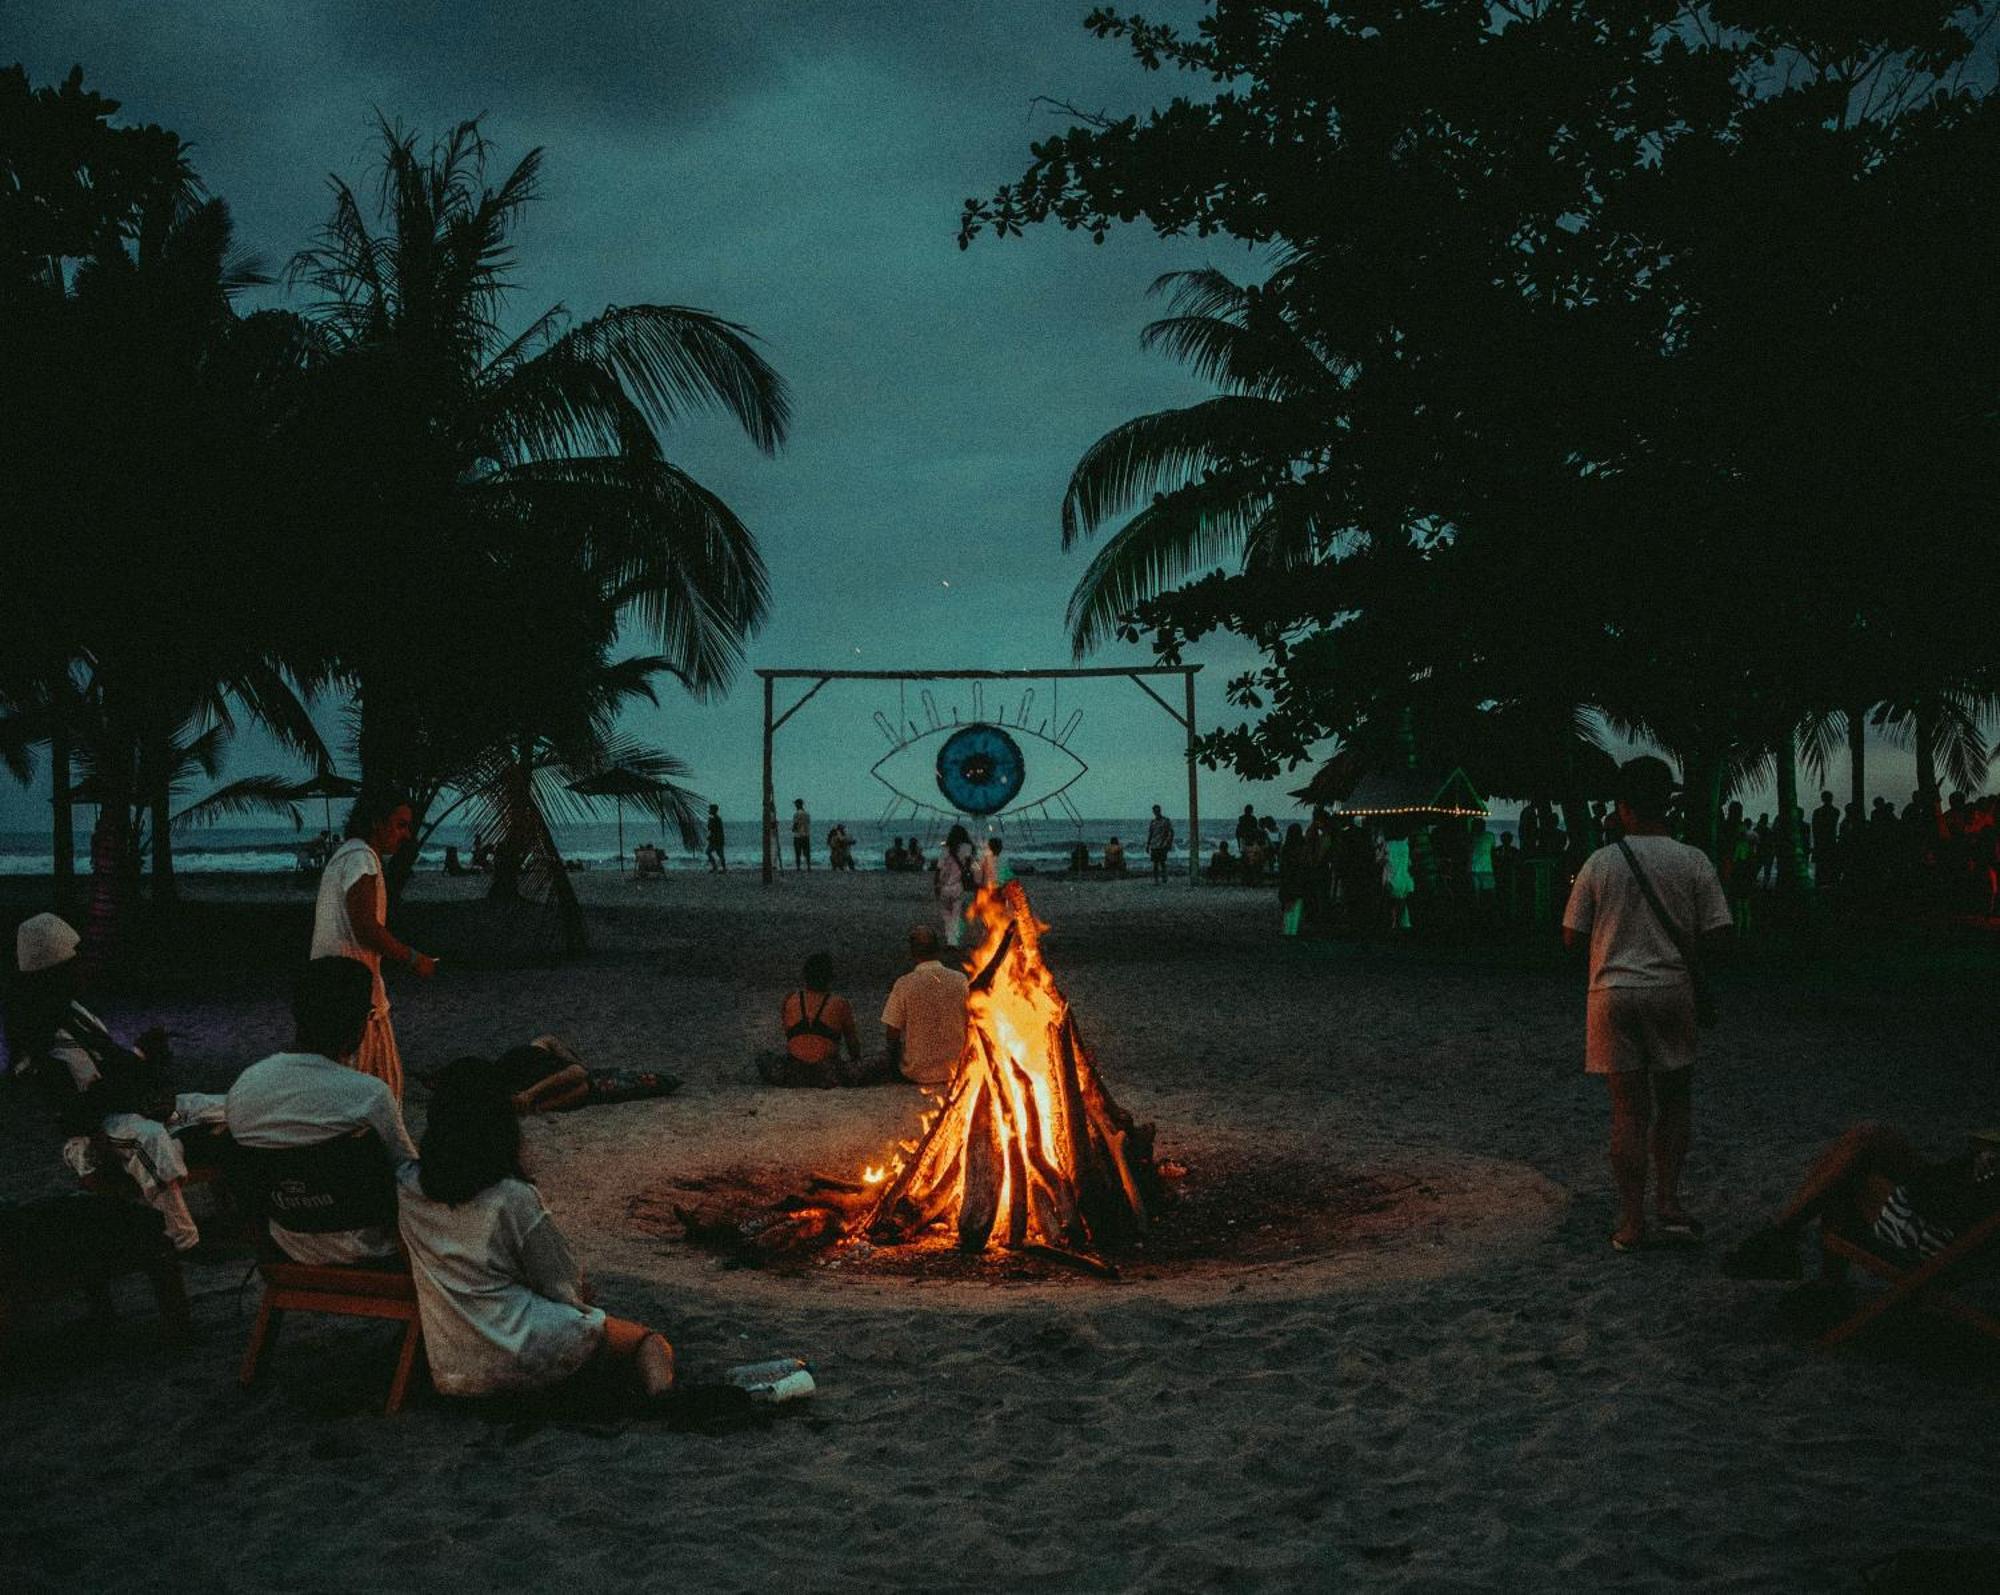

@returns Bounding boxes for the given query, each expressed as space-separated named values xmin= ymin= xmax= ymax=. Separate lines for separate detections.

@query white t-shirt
xmin=312 ymin=838 xmax=387 ymax=1010
xmin=1564 ymin=836 xmax=1731 ymax=991
xmin=882 ymin=960 xmax=970 ymax=1085
xmin=226 ymin=1050 xmax=417 ymax=1263
xmin=396 ymin=1172 xmax=607 ymax=1397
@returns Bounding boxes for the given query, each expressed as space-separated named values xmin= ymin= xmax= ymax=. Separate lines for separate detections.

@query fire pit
xmin=861 ymin=880 xmax=1161 ymax=1261
xmin=676 ymin=880 xmax=1165 ymax=1276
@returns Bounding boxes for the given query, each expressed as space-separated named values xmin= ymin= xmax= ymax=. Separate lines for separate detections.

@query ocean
xmin=0 ymin=817 xmax=1265 ymax=879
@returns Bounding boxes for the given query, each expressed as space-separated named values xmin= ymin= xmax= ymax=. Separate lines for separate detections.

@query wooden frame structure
xmin=756 ymin=666 xmax=1202 ymax=885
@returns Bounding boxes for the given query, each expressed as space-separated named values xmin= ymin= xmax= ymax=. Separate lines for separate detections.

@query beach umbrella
xmin=291 ymin=771 xmax=362 ymax=833
xmin=567 ymin=769 xmax=671 ymax=867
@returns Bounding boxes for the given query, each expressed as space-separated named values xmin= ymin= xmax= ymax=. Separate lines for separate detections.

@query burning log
xmin=860 ymin=880 xmax=1161 ymax=1262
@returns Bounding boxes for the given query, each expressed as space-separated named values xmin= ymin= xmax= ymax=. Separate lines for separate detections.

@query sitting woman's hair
xmin=801 ymin=951 xmax=833 ymax=991
xmin=418 ymin=1057 xmax=527 ymax=1205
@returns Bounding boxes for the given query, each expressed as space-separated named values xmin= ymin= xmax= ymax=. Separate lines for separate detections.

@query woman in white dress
xmin=311 ymin=792 xmax=436 ymax=1099
xmin=397 ymin=1062 xmax=676 ymax=1402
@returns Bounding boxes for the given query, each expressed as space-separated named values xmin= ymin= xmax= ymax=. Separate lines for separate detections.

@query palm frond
xmin=1067 ymin=472 xmax=1275 ymax=655
xmin=1061 ymin=395 xmax=1287 ymax=545
xmin=544 ymin=304 xmax=792 ymax=454
xmin=172 ymin=774 xmax=305 ymax=832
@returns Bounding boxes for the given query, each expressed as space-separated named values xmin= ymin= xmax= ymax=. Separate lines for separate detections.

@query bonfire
xmin=859 ymin=880 xmax=1162 ymax=1263
xmin=679 ymin=880 xmax=1163 ymax=1275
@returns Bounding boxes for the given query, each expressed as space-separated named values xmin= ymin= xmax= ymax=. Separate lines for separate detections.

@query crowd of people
xmin=3 ymin=794 xmax=711 ymax=1418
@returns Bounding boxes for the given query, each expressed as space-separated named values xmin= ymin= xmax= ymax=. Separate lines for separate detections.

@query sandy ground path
xmin=2 ymin=870 xmax=1995 ymax=1592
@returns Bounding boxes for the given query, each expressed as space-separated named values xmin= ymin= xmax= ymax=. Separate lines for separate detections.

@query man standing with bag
xmin=1563 ymin=757 xmax=1731 ymax=1254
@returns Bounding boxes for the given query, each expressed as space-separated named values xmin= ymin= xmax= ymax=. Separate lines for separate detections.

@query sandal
xmin=1655 ymin=1216 xmax=1706 ymax=1244
xmin=1610 ymin=1231 xmax=1645 ymax=1253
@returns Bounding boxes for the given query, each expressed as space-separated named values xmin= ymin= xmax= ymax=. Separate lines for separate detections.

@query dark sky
xmin=2 ymin=2 xmax=1916 ymax=834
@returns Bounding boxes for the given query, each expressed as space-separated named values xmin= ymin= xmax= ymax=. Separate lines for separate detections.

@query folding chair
xmin=1817 ymin=1208 xmax=2000 ymax=1351
xmin=230 ymin=1132 xmax=425 ymax=1413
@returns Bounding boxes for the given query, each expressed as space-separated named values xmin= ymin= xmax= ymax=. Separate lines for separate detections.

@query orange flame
xmin=859 ymin=879 xmax=1082 ymax=1249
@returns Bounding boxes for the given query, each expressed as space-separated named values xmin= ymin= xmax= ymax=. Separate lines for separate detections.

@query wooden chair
xmin=1817 ymin=1208 xmax=2000 ymax=1352
xmin=231 ymin=1132 xmax=426 ymax=1413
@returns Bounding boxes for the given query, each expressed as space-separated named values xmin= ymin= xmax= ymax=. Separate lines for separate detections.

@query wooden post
xmin=1184 ymin=667 xmax=1200 ymax=886
xmin=761 ymin=674 xmax=776 ymax=885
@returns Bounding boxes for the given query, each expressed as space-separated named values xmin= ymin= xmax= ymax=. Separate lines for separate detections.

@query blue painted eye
xmin=934 ymin=723 xmax=1025 ymax=815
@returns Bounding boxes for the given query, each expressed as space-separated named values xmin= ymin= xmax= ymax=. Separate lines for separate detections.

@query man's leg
xmin=1651 ymin=1068 xmax=1693 ymax=1226
xmin=1605 ymin=1071 xmax=1651 ymax=1248
xmin=1773 ymin=1122 xmax=1920 ymax=1235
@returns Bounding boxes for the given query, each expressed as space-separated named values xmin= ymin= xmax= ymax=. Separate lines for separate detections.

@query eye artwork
xmin=871 ymin=682 xmax=1088 ymax=825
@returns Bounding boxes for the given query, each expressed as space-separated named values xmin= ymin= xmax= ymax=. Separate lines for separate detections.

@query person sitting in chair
xmin=756 ymin=952 xmax=862 ymax=1088
xmin=1723 ymin=1123 xmax=2000 ymax=1280
xmin=397 ymin=1060 xmax=677 ymax=1403
xmin=225 ymin=956 xmax=417 ymax=1265
xmin=6 ymin=912 xmax=229 ymax=1253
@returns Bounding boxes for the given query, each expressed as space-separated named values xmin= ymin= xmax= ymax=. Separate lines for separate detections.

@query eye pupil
xmin=935 ymin=723 xmax=1025 ymax=815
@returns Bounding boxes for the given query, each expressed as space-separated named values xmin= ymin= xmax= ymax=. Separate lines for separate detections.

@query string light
xmin=1336 ymin=805 xmax=1490 ymax=818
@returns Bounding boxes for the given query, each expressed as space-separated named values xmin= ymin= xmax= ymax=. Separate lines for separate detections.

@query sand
xmin=2 ymin=869 xmax=1996 ymax=1592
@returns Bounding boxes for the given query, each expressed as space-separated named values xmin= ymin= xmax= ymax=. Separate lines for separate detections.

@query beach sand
xmin=2 ymin=869 xmax=1995 ymax=1592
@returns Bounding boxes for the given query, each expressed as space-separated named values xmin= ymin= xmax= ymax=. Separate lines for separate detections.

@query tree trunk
xmin=488 ymin=753 xmax=533 ymax=902
xmin=1682 ymin=748 xmax=1725 ymax=862
xmin=1913 ymin=701 xmax=1939 ymax=803
xmin=1773 ymin=724 xmax=1806 ymax=894
xmin=82 ymin=800 xmax=135 ymax=978
xmin=50 ymin=697 xmax=75 ymax=913
xmin=1846 ymin=702 xmax=1866 ymax=817
xmin=149 ymin=787 xmax=178 ymax=905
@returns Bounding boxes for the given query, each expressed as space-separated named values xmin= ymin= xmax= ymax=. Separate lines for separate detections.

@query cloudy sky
xmin=3 ymin=2 xmax=1913 ymax=834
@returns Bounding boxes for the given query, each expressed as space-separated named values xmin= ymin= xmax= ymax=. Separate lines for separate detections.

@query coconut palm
xmin=285 ymin=119 xmax=787 ymax=823
xmin=1060 ymin=262 xmax=1352 ymax=654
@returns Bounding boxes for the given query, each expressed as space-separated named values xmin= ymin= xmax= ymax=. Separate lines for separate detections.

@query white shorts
xmin=1586 ymin=986 xmax=1697 ymax=1076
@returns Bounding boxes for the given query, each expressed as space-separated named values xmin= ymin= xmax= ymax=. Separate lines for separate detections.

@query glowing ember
xmin=859 ymin=880 xmax=1160 ymax=1258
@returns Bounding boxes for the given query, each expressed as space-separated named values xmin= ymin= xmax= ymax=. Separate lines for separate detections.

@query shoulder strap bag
xmin=1616 ymin=839 xmax=1719 ymax=1029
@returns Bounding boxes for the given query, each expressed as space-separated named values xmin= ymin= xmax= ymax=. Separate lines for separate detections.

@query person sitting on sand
xmin=885 ymin=837 xmax=908 ymax=872
xmin=905 ymin=837 xmax=925 ymax=873
xmin=881 ymin=925 xmax=969 ymax=1087
xmin=1722 ymin=1124 xmax=2000 ymax=1281
xmin=226 ymin=957 xmax=417 ymax=1265
xmin=1103 ymin=836 xmax=1126 ymax=875
xmin=6 ymin=912 xmax=229 ymax=1253
xmin=1208 ymin=840 xmax=1233 ymax=880
xmin=397 ymin=1059 xmax=676 ymax=1403
xmin=756 ymin=953 xmax=863 ymax=1088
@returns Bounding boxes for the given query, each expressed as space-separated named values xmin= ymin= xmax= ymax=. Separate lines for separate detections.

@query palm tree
xmin=1059 ymin=262 xmax=1350 ymax=654
xmin=286 ymin=119 xmax=787 ymax=845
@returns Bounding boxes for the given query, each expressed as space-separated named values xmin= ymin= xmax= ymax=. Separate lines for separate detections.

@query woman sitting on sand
xmin=755 ymin=952 xmax=862 ymax=1088
xmin=397 ymin=1060 xmax=677 ymax=1402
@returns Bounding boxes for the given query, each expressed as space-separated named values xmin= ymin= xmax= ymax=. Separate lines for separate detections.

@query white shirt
xmin=882 ymin=960 xmax=970 ymax=1085
xmin=226 ymin=1050 xmax=417 ymax=1263
xmin=312 ymin=838 xmax=388 ymax=1010
xmin=1564 ymin=836 xmax=1731 ymax=991
xmin=396 ymin=1173 xmax=607 ymax=1397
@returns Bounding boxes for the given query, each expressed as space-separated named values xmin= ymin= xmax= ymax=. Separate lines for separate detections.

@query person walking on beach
xmin=791 ymin=798 xmax=813 ymax=870
xmin=311 ymin=791 xmax=436 ymax=1100
xmin=935 ymin=824 xmax=975 ymax=947
xmin=1146 ymin=805 xmax=1175 ymax=882
xmin=705 ymin=804 xmax=726 ymax=872
xmin=1562 ymin=757 xmax=1731 ymax=1253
